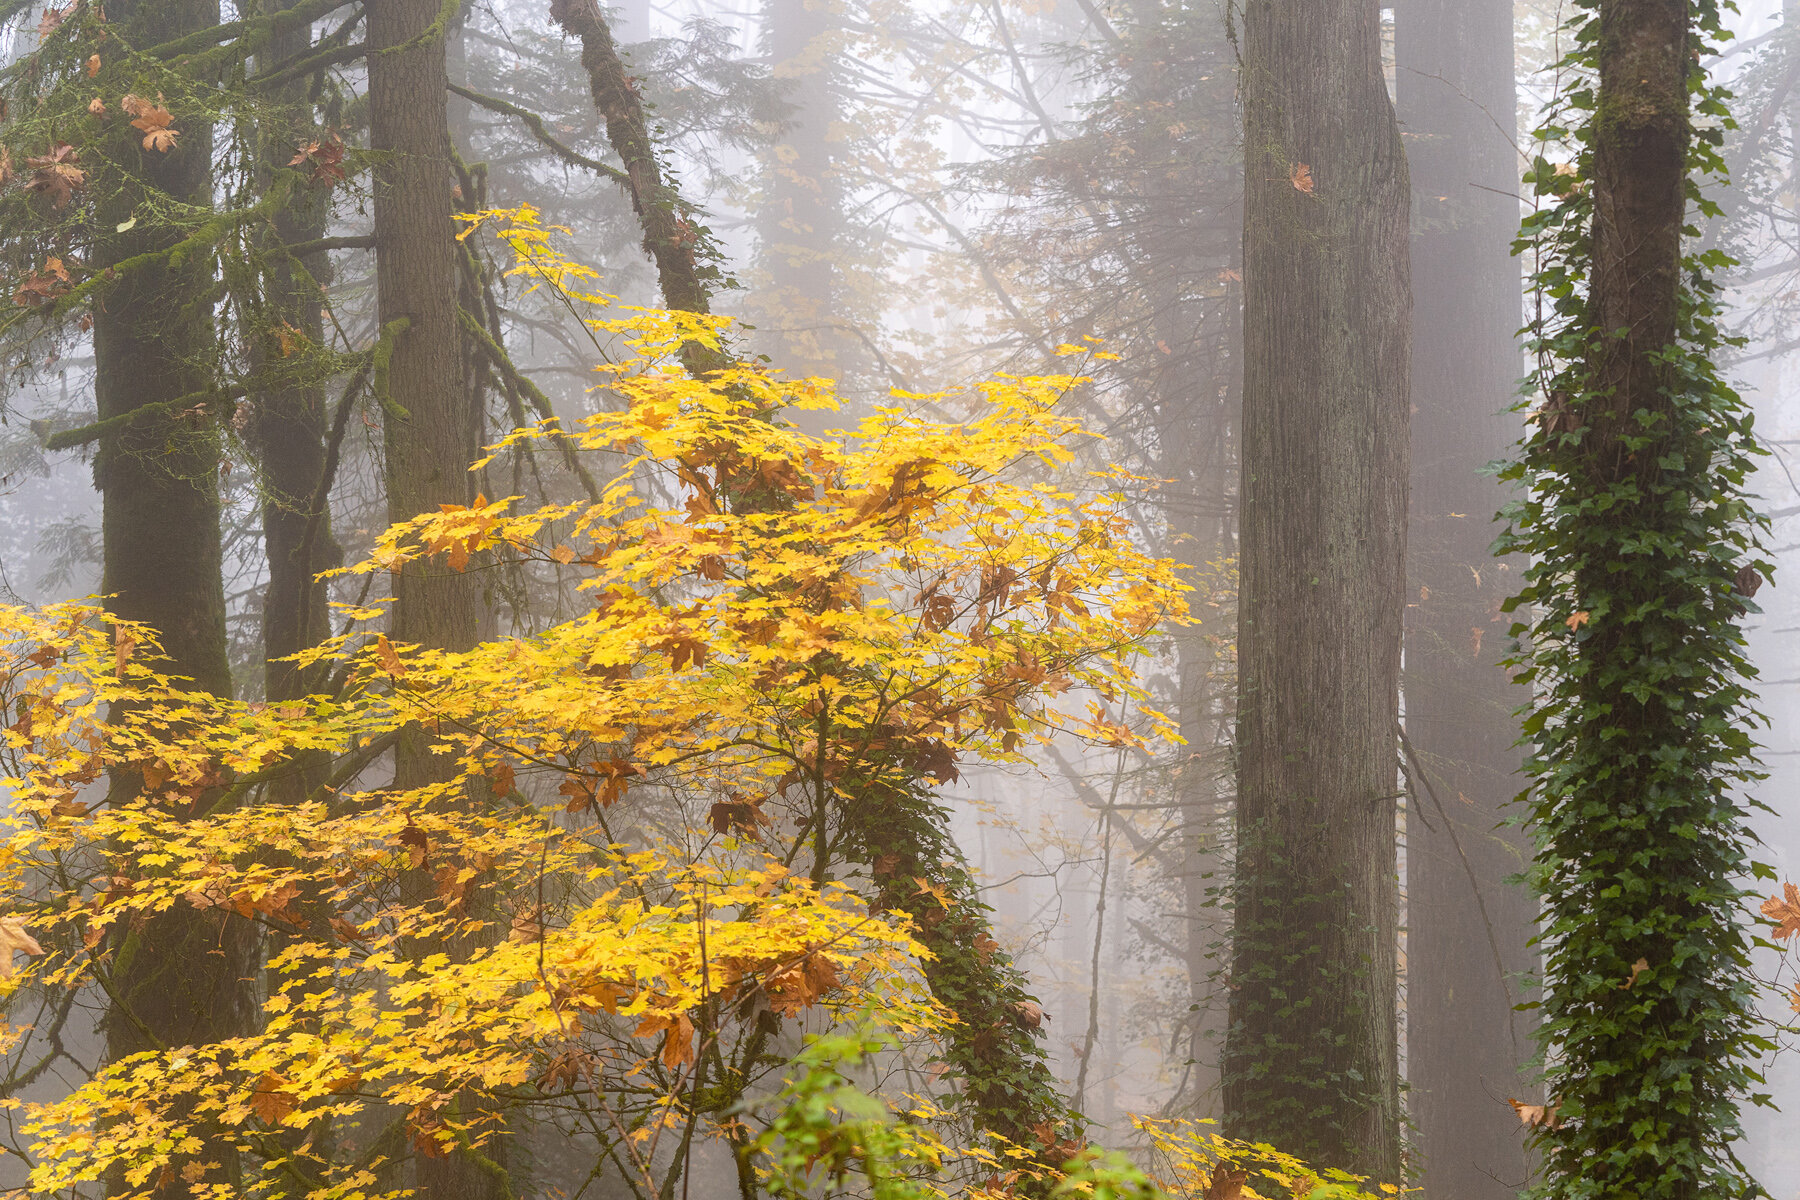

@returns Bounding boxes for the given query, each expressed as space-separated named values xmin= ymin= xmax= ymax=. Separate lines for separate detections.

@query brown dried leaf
xmin=0 ymin=916 xmax=43 ymax=975
xmin=250 ymin=1072 xmax=296 ymax=1125
xmin=1763 ymin=882 xmax=1800 ymax=940
xmin=1508 ymin=1097 xmax=1561 ymax=1129
xmin=121 ymin=94 xmax=178 ymax=152
xmin=1203 ymin=1163 xmax=1248 ymax=1200
xmin=23 ymin=143 xmax=85 ymax=209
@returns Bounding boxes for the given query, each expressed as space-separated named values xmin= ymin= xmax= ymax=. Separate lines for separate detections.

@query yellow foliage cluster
xmin=0 ymin=208 xmax=1191 ymax=1198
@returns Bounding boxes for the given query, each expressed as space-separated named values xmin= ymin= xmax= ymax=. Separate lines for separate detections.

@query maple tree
xmin=0 ymin=213 xmax=1191 ymax=1192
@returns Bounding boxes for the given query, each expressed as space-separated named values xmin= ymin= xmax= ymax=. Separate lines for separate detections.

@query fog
xmin=0 ymin=0 xmax=1795 ymax=1197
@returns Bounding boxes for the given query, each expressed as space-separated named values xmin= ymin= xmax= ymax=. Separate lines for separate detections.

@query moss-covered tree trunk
xmin=92 ymin=1 xmax=254 ymax=1196
xmin=1393 ymin=2 xmax=1537 ymax=1196
xmin=1223 ymin=0 xmax=1409 ymax=1180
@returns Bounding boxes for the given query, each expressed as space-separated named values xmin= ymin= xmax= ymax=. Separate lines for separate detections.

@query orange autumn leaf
xmin=121 ymin=93 xmax=178 ymax=152
xmin=113 ymin=624 xmax=137 ymax=675
xmin=1203 ymin=1163 xmax=1248 ymax=1200
xmin=1290 ymin=162 xmax=1314 ymax=193
xmin=1763 ymin=882 xmax=1800 ymax=940
xmin=634 ymin=1012 xmax=696 ymax=1068
xmin=0 ymin=916 xmax=44 ymax=976
xmin=373 ymin=634 xmax=406 ymax=676
xmin=250 ymin=1073 xmax=297 ymax=1125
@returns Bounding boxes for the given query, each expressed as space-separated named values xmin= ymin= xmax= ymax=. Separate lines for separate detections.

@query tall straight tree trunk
xmin=370 ymin=0 xmax=477 ymax=656
xmin=1223 ymin=0 xmax=1409 ymax=1180
xmin=1501 ymin=0 xmax=1768 ymax=1193
xmin=256 ymin=0 xmax=338 ymax=718
xmin=368 ymin=0 xmax=490 ymax=1194
xmin=1394 ymin=3 xmax=1537 ymax=1197
xmin=92 ymin=0 xmax=253 ymax=1195
xmin=754 ymin=0 xmax=865 ymax=386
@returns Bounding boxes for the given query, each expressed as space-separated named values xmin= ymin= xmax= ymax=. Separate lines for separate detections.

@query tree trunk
xmin=255 ymin=0 xmax=339 ymax=717
xmin=1393 ymin=3 xmax=1538 ymax=1196
xmin=562 ymin=25 xmax=1076 ymax=1160
xmin=370 ymin=0 xmax=478 ymax=659
xmin=1223 ymin=0 xmax=1409 ymax=1180
xmin=368 ymin=0 xmax=492 ymax=1193
xmin=92 ymin=0 xmax=254 ymax=1195
xmin=550 ymin=0 xmax=719 ymax=330
xmin=753 ymin=0 xmax=866 ymax=386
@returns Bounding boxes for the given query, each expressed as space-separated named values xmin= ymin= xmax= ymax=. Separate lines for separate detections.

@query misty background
xmin=3 ymin=0 xmax=1800 ymax=1195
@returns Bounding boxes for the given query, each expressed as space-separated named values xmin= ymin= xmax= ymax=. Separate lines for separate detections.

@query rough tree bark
xmin=1223 ymin=0 xmax=1409 ymax=1180
xmin=1589 ymin=3 xmax=1686 ymax=436
xmin=1394 ymin=2 xmax=1538 ymax=1196
xmin=92 ymin=0 xmax=254 ymax=1195
xmin=367 ymin=0 xmax=491 ymax=1193
xmin=255 ymin=0 xmax=339 ymax=718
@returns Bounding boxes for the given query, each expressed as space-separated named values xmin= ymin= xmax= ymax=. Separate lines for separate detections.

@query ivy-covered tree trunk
xmin=368 ymin=0 xmax=492 ymax=1194
xmin=92 ymin=0 xmax=254 ymax=1195
xmin=1502 ymin=0 xmax=1768 ymax=1196
xmin=838 ymin=781 xmax=1073 ymax=1162
xmin=1223 ymin=0 xmax=1409 ymax=1180
xmin=1394 ymin=2 xmax=1538 ymax=1196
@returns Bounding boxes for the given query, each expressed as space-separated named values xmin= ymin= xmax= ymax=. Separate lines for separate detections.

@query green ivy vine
xmin=1500 ymin=0 xmax=1775 ymax=1195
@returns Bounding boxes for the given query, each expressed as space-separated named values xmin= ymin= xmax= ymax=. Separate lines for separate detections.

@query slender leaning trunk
xmin=1223 ymin=0 xmax=1409 ymax=1180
